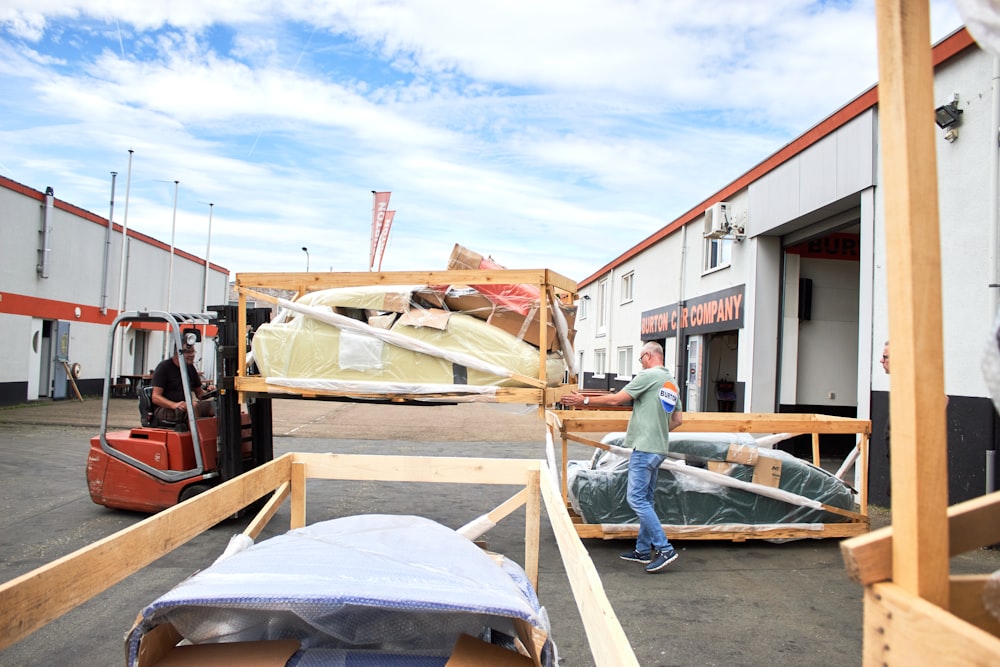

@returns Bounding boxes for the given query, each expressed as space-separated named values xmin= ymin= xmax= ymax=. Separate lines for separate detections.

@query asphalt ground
xmin=1 ymin=397 xmax=998 ymax=666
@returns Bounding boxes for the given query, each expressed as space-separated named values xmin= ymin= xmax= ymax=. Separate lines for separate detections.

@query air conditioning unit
xmin=703 ymin=202 xmax=730 ymax=239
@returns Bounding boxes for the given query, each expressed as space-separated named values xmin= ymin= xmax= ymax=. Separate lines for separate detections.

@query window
xmin=704 ymin=237 xmax=732 ymax=272
xmin=621 ymin=272 xmax=634 ymax=304
xmin=594 ymin=348 xmax=606 ymax=377
xmin=579 ymin=294 xmax=589 ymax=319
xmin=597 ymin=278 xmax=608 ymax=332
xmin=617 ymin=346 xmax=633 ymax=378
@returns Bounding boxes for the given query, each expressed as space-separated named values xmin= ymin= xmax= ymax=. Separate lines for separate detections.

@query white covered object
xmin=125 ymin=515 xmax=554 ymax=666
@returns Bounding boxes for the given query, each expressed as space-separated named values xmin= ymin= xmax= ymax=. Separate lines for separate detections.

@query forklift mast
xmin=211 ymin=303 xmax=273 ymax=483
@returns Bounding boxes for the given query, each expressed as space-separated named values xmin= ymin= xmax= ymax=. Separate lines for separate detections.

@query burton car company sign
xmin=641 ymin=284 xmax=745 ymax=339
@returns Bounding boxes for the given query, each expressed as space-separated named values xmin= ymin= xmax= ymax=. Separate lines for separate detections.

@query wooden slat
xmin=234 ymin=376 xmax=546 ymax=405
xmin=0 ymin=455 xmax=292 ymax=651
xmin=573 ymin=522 xmax=868 ymax=541
xmin=524 ymin=469 xmax=541 ymax=592
xmin=243 ymin=481 xmax=291 ymax=540
xmin=236 ymin=268 xmax=577 ymax=292
xmin=873 ymin=0 xmax=950 ymax=607
xmin=862 ymin=582 xmax=1000 ymax=665
xmin=551 ymin=410 xmax=871 ymax=435
xmin=842 ymin=490 xmax=1000 ymax=585
xmin=538 ymin=464 xmax=639 ymax=666
xmin=291 ymin=452 xmax=542 ymax=486
xmin=950 ymin=575 xmax=1000 ymax=637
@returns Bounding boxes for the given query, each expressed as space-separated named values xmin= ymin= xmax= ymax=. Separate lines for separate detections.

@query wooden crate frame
xmin=0 ymin=452 xmax=638 ymax=666
xmin=234 ymin=269 xmax=579 ymax=407
xmin=838 ymin=2 xmax=1000 ymax=664
xmin=546 ymin=410 xmax=871 ymax=541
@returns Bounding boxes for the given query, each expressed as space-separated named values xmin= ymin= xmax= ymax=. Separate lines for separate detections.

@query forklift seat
xmin=139 ymin=385 xmax=177 ymax=429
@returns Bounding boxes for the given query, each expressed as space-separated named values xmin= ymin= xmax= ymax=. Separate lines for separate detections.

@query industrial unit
xmin=573 ymin=27 xmax=997 ymax=507
xmin=0 ymin=175 xmax=230 ymax=404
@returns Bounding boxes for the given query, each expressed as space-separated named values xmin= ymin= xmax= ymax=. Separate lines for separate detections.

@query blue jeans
xmin=627 ymin=450 xmax=672 ymax=554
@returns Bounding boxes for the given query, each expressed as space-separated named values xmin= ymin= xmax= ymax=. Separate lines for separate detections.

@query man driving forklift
xmin=151 ymin=332 xmax=216 ymax=424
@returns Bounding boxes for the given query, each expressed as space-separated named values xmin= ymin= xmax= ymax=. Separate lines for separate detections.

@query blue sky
xmin=0 ymin=1 xmax=965 ymax=281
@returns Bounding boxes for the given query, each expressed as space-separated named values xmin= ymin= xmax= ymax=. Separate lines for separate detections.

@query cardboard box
xmin=752 ymin=453 xmax=783 ymax=487
xmin=445 ymin=633 xmax=535 ymax=666
xmin=726 ymin=443 xmax=759 ymax=466
xmin=443 ymin=287 xmax=576 ymax=352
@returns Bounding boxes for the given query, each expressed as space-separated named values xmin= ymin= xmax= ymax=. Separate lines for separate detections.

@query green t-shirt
xmin=623 ymin=365 xmax=679 ymax=455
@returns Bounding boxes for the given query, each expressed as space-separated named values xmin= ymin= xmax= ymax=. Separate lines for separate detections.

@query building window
xmin=617 ymin=346 xmax=633 ymax=378
xmin=579 ymin=294 xmax=589 ymax=319
xmin=597 ymin=278 xmax=608 ymax=333
xmin=621 ymin=272 xmax=634 ymax=304
xmin=594 ymin=348 xmax=606 ymax=377
xmin=704 ymin=237 xmax=732 ymax=272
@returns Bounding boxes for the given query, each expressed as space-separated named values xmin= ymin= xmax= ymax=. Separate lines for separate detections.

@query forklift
xmin=86 ymin=304 xmax=273 ymax=513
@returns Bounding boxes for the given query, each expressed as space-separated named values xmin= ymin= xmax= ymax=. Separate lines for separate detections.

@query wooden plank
xmin=290 ymin=461 xmax=307 ymax=530
xmin=842 ymin=491 xmax=1000 ymax=585
xmin=538 ymin=464 xmax=639 ymax=666
xmin=234 ymin=376 xmax=546 ymax=405
xmin=873 ymin=0 xmax=950 ymax=606
xmin=292 ymin=452 xmax=542 ymax=486
xmin=0 ymin=455 xmax=292 ymax=652
xmin=243 ymin=481 xmax=290 ymax=540
xmin=574 ymin=522 xmax=868 ymax=542
xmin=551 ymin=410 xmax=871 ymax=435
xmin=863 ymin=582 xmax=1000 ymax=666
xmin=236 ymin=269 xmax=563 ymax=291
xmin=950 ymin=575 xmax=1000 ymax=637
xmin=525 ymin=469 xmax=541 ymax=592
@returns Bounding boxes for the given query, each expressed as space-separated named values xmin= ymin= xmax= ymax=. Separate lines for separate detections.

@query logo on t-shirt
xmin=659 ymin=381 xmax=679 ymax=413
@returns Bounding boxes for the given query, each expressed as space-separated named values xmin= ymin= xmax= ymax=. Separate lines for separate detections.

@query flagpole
xmin=114 ymin=149 xmax=134 ymax=382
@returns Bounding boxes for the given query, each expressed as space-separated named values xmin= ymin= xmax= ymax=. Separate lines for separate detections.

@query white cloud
xmin=0 ymin=1 xmax=967 ymax=282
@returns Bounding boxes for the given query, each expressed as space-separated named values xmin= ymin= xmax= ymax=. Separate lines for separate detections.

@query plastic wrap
xmin=250 ymin=285 xmax=567 ymax=390
xmin=126 ymin=514 xmax=554 ymax=666
xmin=567 ymin=432 xmax=856 ymax=527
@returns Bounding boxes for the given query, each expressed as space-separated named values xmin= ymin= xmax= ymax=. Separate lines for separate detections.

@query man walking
xmin=562 ymin=341 xmax=683 ymax=572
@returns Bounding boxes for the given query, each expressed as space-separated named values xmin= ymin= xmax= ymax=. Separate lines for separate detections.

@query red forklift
xmin=86 ymin=304 xmax=274 ymax=513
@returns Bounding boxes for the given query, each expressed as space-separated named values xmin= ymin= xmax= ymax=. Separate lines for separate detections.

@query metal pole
xmin=301 ymin=246 xmax=310 ymax=272
xmin=99 ymin=172 xmax=117 ymax=315
xmin=202 ymin=203 xmax=214 ymax=311
xmin=164 ymin=180 xmax=179 ymax=358
xmin=114 ymin=149 xmax=134 ymax=381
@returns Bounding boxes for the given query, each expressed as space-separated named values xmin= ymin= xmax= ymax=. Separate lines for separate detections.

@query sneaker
xmin=619 ymin=549 xmax=652 ymax=564
xmin=645 ymin=547 xmax=679 ymax=573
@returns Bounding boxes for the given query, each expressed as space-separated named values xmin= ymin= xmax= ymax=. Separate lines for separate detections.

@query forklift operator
xmin=151 ymin=343 xmax=215 ymax=424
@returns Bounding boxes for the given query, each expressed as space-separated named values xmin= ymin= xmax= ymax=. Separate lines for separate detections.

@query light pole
xmin=202 ymin=202 xmax=214 ymax=312
xmin=302 ymin=246 xmax=310 ymax=272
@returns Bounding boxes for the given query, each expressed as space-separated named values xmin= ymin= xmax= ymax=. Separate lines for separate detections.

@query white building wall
xmin=0 ymin=179 xmax=230 ymax=402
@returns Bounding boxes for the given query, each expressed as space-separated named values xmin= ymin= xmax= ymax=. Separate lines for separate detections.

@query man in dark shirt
xmin=151 ymin=344 xmax=215 ymax=423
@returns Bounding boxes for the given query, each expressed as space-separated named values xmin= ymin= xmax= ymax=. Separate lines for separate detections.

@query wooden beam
xmin=525 ymin=469 xmax=541 ymax=592
xmin=873 ymin=0 xmax=950 ymax=607
xmin=538 ymin=464 xmax=639 ymax=666
xmin=0 ymin=455 xmax=291 ymax=651
xmin=862 ymin=582 xmax=1000 ymax=665
xmin=842 ymin=490 xmax=1000 ymax=585
xmin=243 ymin=481 xmax=290 ymax=540
xmin=291 ymin=452 xmax=542 ymax=486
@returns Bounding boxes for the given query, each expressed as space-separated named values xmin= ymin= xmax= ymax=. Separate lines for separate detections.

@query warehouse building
xmin=0 ymin=175 xmax=229 ymax=405
xmin=572 ymin=27 xmax=995 ymax=507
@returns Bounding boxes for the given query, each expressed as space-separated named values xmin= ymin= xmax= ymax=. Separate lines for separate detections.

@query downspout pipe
xmin=37 ymin=187 xmax=54 ymax=278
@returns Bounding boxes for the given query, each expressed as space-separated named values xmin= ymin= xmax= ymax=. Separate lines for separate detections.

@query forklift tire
xmin=178 ymin=482 xmax=214 ymax=504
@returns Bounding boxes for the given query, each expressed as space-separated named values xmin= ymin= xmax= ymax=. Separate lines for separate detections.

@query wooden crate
xmin=234 ymin=269 xmax=578 ymax=407
xmin=0 ymin=452 xmax=637 ymax=666
xmin=839 ymin=2 xmax=1000 ymax=663
xmin=546 ymin=409 xmax=871 ymax=542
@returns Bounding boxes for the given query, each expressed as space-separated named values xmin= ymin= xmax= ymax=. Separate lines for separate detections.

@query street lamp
xmin=302 ymin=246 xmax=310 ymax=272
